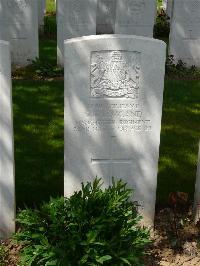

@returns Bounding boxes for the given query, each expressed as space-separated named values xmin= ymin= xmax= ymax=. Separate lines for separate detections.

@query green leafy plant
xmin=31 ymin=58 xmax=63 ymax=78
xmin=15 ymin=178 xmax=151 ymax=265
xmin=154 ymin=9 xmax=170 ymax=38
xmin=12 ymin=59 xmax=63 ymax=80
xmin=166 ymin=55 xmax=200 ymax=79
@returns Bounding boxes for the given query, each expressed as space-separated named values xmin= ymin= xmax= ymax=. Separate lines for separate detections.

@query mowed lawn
xmin=157 ymin=80 xmax=200 ymax=204
xmin=13 ymin=80 xmax=64 ymax=207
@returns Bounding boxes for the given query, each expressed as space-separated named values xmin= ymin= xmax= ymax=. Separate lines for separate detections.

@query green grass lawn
xmin=13 ymin=80 xmax=64 ymax=207
xmin=40 ymin=38 xmax=57 ymax=65
xmin=46 ymin=0 xmax=56 ymax=13
xmin=157 ymin=0 xmax=163 ymax=8
xmin=157 ymin=80 xmax=200 ymax=204
xmin=13 ymin=77 xmax=200 ymax=207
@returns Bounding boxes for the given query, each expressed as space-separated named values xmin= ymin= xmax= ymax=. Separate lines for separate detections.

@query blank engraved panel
xmin=169 ymin=0 xmax=200 ymax=66
xmin=0 ymin=0 xmax=38 ymax=65
xmin=115 ymin=0 xmax=156 ymax=37
xmin=96 ymin=0 xmax=116 ymax=34
xmin=117 ymin=0 xmax=146 ymax=25
xmin=57 ymin=0 xmax=97 ymax=66
xmin=66 ymin=0 xmax=93 ymax=25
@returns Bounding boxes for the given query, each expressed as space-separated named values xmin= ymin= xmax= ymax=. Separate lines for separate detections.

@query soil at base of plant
xmin=144 ymin=206 xmax=200 ymax=265
xmin=1 ymin=206 xmax=200 ymax=266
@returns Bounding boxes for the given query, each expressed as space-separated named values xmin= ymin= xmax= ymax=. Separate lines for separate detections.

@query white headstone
xmin=0 ymin=0 xmax=39 ymax=66
xmin=169 ymin=0 xmax=200 ymax=67
xmin=166 ymin=0 xmax=173 ymax=18
xmin=57 ymin=0 xmax=97 ymax=66
xmin=0 ymin=41 xmax=15 ymax=239
xmin=96 ymin=0 xmax=116 ymax=34
xmin=64 ymin=35 xmax=166 ymax=226
xmin=115 ymin=0 xmax=156 ymax=37
xmin=194 ymin=143 xmax=200 ymax=224
xmin=38 ymin=0 xmax=46 ymax=31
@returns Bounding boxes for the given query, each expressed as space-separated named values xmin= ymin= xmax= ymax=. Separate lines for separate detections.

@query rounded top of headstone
xmin=0 ymin=40 xmax=10 ymax=46
xmin=64 ymin=34 xmax=166 ymax=48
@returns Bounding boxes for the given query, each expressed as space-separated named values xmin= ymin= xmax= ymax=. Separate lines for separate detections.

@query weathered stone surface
xmin=0 ymin=0 xmax=39 ymax=66
xmin=96 ymin=0 xmax=116 ymax=34
xmin=169 ymin=0 xmax=200 ymax=67
xmin=166 ymin=0 xmax=173 ymax=18
xmin=194 ymin=143 xmax=200 ymax=224
xmin=0 ymin=41 xmax=15 ymax=239
xmin=38 ymin=0 xmax=46 ymax=31
xmin=115 ymin=0 xmax=156 ymax=37
xmin=64 ymin=35 xmax=166 ymax=226
xmin=57 ymin=0 xmax=97 ymax=66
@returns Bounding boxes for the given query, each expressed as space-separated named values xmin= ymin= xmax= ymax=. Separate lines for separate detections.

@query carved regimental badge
xmin=90 ymin=51 xmax=141 ymax=99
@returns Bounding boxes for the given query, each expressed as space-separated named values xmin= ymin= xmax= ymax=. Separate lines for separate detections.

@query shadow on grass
xmin=13 ymin=80 xmax=64 ymax=208
xmin=157 ymin=80 xmax=200 ymax=205
xmin=39 ymin=38 xmax=57 ymax=65
xmin=13 ymin=79 xmax=200 ymax=208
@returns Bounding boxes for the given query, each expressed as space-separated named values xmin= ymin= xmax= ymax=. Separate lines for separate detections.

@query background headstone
xmin=166 ymin=0 xmax=173 ymax=19
xmin=194 ymin=142 xmax=200 ymax=224
xmin=0 ymin=41 xmax=15 ymax=239
xmin=169 ymin=0 xmax=200 ymax=67
xmin=64 ymin=35 xmax=166 ymax=226
xmin=96 ymin=0 xmax=116 ymax=34
xmin=115 ymin=0 xmax=156 ymax=37
xmin=57 ymin=0 xmax=97 ymax=66
xmin=38 ymin=0 xmax=46 ymax=32
xmin=0 ymin=0 xmax=39 ymax=66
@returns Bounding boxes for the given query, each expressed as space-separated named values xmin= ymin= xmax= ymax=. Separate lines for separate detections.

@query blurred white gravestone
xmin=169 ymin=0 xmax=200 ymax=67
xmin=38 ymin=0 xmax=46 ymax=32
xmin=0 ymin=41 xmax=15 ymax=239
xmin=96 ymin=0 xmax=116 ymax=34
xmin=64 ymin=35 xmax=166 ymax=226
xmin=194 ymin=143 xmax=200 ymax=224
xmin=57 ymin=0 xmax=97 ymax=66
xmin=0 ymin=0 xmax=39 ymax=66
xmin=166 ymin=0 xmax=173 ymax=19
xmin=115 ymin=0 xmax=156 ymax=37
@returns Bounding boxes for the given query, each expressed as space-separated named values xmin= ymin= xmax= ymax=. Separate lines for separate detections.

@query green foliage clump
xmin=15 ymin=178 xmax=151 ymax=266
xmin=12 ymin=59 xmax=63 ymax=80
xmin=157 ymin=0 xmax=163 ymax=9
xmin=154 ymin=9 xmax=170 ymax=38
xmin=46 ymin=0 xmax=56 ymax=14
xmin=166 ymin=55 xmax=200 ymax=79
xmin=31 ymin=58 xmax=63 ymax=78
xmin=0 ymin=244 xmax=8 ymax=266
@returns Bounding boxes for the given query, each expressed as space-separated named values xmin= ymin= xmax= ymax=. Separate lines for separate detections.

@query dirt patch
xmin=0 ymin=240 xmax=21 ymax=266
xmin=1 ymin=206 xmax=200 ymax=265
xmin=145 ymin=207 xmax=200 ymax=265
